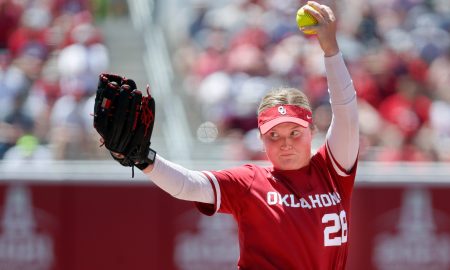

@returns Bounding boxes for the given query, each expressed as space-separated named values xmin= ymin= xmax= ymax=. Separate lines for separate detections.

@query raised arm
xmin=303 ymin=1 xmax=359 ymax=171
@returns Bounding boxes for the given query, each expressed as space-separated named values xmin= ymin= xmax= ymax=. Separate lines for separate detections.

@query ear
xmin=257 ymin=130 xmax=266 ymax=152
xmin=310 ymin=124 xmax=317 ymax=136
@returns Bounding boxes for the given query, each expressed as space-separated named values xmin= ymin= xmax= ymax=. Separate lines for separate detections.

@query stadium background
xmin=0 ymin=0 xmax=449 ymax=269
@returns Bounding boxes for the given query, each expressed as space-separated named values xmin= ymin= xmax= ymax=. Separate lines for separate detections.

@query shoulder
xmin=212 ymin=163 xmax=264 ymax=177
xmin=312 ymin=143 xmax=358 ymax=178
xmin=202 ymin=163 xmax=269 ymax=191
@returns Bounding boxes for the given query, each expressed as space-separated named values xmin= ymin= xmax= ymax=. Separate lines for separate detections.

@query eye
xmin=291 ymin=130 xmax=301 ymax=137
xmin=269 ymin=131 xmax=279 ymax=140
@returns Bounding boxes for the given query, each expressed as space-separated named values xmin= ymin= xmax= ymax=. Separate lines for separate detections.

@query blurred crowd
xmin=171 ymin=0 xmax=450 ymax=162
xmin=0 ymin=0 xmax=113 ymax=162
xmin=1 ymin=0 xmax=450 ymax=163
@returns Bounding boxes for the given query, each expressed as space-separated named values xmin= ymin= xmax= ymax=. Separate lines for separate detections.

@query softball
xmin=296 ymin=5 xmax=318 ymax=35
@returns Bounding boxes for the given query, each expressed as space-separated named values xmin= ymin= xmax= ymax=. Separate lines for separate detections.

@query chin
xmin=274 ymin=165 xmax=298 ymax=171
xmin=275 ymin=160 xmax=301 ymax=170
xmin=274 ymin=156 xmax=308 ymax=170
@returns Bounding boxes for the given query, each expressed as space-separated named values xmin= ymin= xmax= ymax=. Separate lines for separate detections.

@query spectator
xmin=0 ymin=91 xmax=34 ymax=159
xmin=0 ymin=1 xmax=109 ymax=161
xmin=0 ymin=0 xmax=23 ymax=50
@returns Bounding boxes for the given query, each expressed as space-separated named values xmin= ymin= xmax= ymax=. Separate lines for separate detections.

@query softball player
xmin=142 ymin=2 xmax=358 ymax=269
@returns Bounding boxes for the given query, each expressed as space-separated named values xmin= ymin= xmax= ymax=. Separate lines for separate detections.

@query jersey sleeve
xmin=195 ymin=164 xmax=255 ymax=216
xmin=316 ymin=143 xmax=358 ymax=205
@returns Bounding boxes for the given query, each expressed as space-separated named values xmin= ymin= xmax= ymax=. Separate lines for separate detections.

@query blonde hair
xmin=258 ymin=87 xmax=312 ymax=115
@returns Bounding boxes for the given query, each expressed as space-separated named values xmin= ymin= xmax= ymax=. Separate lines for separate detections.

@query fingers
xmin=300 ymin=25 xmax=319 ymax=34
xmin=111 ymin=152 xmax=125 ymax=159
xmin=98 ymin=137 xmax=125 ymax=158
xmin=304 ymin=1 xmax=335 ymax=25
xmin=301 ymin=1 xmax=339 ymax=56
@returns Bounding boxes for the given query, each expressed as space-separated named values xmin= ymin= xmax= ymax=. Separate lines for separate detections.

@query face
xmin=261 ymin=122 xmax=312 ymax=170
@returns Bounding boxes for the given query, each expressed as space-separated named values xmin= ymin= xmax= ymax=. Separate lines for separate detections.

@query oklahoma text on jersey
xmin=267 ymin=191 xmax=342 ymax=209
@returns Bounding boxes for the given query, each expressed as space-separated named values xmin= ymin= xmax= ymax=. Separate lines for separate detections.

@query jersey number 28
xmin=322 ymin=210 xmax=348 ymax=246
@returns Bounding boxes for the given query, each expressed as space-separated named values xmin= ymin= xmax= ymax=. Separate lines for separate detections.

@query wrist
xmin=323 ymin=44 xmax=339 ymax=57
xmin=135 ymin=148 xmax=157 ymax=170
xmin=321 ymin=39 xmax=339 ymax=57
xmin=324 ymin=49 xmax=339 ymax=57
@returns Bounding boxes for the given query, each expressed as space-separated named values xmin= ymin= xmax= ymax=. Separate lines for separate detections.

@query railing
xmin=126 ymin=0 xmax=194 ymax=162
xmin=1 ymin=160 xmax=450 ymax=185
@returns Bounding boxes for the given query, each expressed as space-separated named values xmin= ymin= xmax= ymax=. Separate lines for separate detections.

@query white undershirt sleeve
xmin=144 ymin=155 xmax=215 ymax=204
xmin=324 ymin=53 xmax=359 ymax=172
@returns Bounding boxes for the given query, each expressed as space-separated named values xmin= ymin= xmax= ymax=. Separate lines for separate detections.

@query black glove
xmin=93 ymin=73 xmax=156 ymax=175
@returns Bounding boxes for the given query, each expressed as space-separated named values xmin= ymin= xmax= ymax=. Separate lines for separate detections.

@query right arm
xmin=304 ymin=1 xmax=359 ymax=172
xmin=142 ymin=155 xmax=215 ymax=204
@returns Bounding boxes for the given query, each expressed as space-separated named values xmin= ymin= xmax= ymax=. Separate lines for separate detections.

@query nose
xmin=280 ymin=138 xmax=293 ymax=150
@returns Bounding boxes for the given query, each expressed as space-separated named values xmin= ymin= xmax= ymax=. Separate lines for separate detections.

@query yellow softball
xmin=296 ymin=5 xmax=318 ymax=35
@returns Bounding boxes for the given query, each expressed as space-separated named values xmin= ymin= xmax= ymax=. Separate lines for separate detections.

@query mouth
xmin=280 ymin=153 xmax=296 ymax=157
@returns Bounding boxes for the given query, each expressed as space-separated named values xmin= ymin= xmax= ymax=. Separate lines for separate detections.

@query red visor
xmin=258 ymin=105 xmax=312 ymax=134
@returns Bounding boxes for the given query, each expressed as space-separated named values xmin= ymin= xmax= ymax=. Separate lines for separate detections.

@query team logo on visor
xmin=278 ymin=106 xmax=287 ymax=115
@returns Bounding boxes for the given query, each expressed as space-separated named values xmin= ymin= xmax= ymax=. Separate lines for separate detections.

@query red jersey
xmin=196 ymin=144 xmax=357 ymax=270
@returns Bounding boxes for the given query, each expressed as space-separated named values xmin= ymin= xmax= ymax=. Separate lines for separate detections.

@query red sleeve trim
xmin=325 ymin=141 xmax=352 ymax=177
xmin=194 ymin=171 xmax=221 ymax=216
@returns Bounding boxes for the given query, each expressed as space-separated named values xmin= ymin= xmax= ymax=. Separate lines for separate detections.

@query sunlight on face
xmin=261 ymin=122 xmax=313 ymax=170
